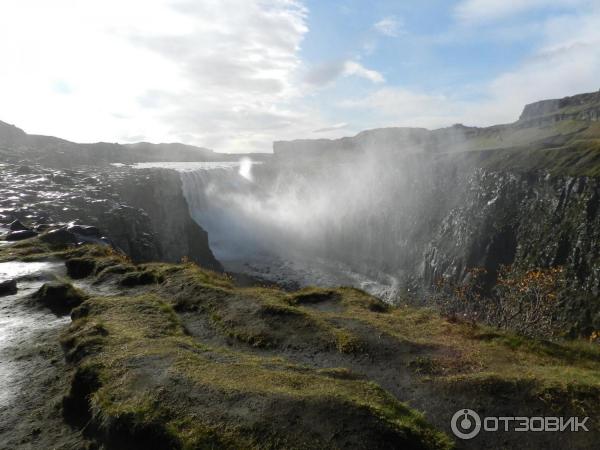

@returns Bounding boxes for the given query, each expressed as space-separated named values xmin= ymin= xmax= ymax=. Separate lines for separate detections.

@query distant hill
xmin=273 ymin=90 xmax=600 ymax=175
xmin=0 ymin=121 xmax=270 ymax=168
xmin=3 ymin=90 xmax=600 ymax=171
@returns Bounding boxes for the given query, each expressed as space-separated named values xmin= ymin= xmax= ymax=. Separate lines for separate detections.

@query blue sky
xmin=298 ymin=0 xmax=600 ymax=133
xmin=0 ymin=0 xmax=599 ymax=152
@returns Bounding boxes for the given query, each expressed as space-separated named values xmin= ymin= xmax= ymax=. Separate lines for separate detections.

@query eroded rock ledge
xmin=0 ymin=162 xmax=222 ymax=271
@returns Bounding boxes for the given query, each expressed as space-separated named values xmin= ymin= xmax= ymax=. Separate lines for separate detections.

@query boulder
xmin=40 ymin=228 xmax=77 ymax=245
xmin=67 ymin=224 xmax=101 ymax=237
xmin=34 ymin=281 xmax=88 ymax=315
xmin=0 ymin=279 xmax=17 ymax=296
xmin=16 ymin=165 xmax=37 ymax=175
xmin=5 ymin=229 xmax=38 ymax=241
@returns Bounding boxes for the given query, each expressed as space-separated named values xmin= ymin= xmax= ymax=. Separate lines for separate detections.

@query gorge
xmin=1 ymin=91 xmax=600 ymax=449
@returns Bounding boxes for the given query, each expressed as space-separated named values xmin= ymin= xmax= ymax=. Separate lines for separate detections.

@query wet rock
xmin=0 ymin=162 xmax=221 ymax=270
xmin=34 ymin=224 xmax=52 ymax=232
xmin=9 ymin=220 xmax=29 ymax=231
xmin=5 ymin=229 xmax=38 ymax=241
xmin=16 ymin=165 xmax=36 ymax=175
xmin=40 ymin=228 xmax=77 ymax=245
xmin=0 ymin=279 xmax=17 ymax=296
xmin=50 ymin=173 xmax=74 ymax=185
xmin=34 ymin=281 xmax=88 ymax=315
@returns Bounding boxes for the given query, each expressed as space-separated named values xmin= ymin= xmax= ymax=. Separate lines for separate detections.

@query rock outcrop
xmin=115 ymin=168 xmax=223 ymax=271
xmin=0 ymin=163 xmax=222 ymax=271
xmin=519 ymin=90 xmax=600 ymax=124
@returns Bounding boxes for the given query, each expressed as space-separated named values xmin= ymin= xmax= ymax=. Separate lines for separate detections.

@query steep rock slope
xmin=271 ymin=91 xmax=600 ymax=334
xmin=116 ymin=168 xmax=222 ymax=270
xmin=0 ymin=163 xmax=222 ymax=270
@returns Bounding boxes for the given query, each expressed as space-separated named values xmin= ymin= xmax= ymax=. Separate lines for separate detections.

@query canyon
xmin=1 ymin=91 xmax=600 ymax=449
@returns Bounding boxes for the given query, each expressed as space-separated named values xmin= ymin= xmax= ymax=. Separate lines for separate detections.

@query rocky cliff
xmin=519 ymin=90 xmax=600 ymax=124
xmin=0 ymin=163 xmax=222 ymax=271
xmin=420 ymin=165 xmax=600 ymax=334
xmin=270 ymin=91 xmax=600 ymax=335
xmin=116 ymin=168 xmax=222 ymax=270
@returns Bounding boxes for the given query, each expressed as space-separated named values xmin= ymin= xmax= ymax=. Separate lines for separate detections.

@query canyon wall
xmin=116 ymin=168 xmax=223 ymax=271
xmin=0 ymin=163 xmax=222 ymax=271
xmin=267 ymin=92 xmax=600 ymax=334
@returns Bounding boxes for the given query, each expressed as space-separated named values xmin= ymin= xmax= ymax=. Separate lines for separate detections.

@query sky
xmin=0 ymin=0 xmax=599 ymax=153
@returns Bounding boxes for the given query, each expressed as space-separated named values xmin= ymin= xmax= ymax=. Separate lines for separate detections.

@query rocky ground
xmin=0 ymin=233 xmax=598 ymax=449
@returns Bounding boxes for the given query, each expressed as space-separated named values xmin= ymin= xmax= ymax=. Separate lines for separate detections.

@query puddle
xmin=0 ymin=261 xmax=60 ymax=281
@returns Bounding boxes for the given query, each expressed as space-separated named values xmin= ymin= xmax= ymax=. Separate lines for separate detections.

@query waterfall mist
xmin=178 ymin=142 xmax=443 ymax=301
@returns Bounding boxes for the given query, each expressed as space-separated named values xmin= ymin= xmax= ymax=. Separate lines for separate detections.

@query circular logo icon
xmin=451 ymin=409 xmax=481 ymax=440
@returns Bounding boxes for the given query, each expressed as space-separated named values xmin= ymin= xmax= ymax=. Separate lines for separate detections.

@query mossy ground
xmin=3 ymin=237 xmax=600 ymax=449
xmin=443 ymin=120 xmax=600 ymax=176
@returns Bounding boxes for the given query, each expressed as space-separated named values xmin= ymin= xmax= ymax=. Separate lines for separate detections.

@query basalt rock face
xmin=420 ymin=166 xmax=600 ymax=333
xmin=269 ymin=91 xmax=600 ymax=334
xmin=116 ymin=168 xmax=223 ymax=271
xmin=0 ymin=163 xmax=222 ymax=271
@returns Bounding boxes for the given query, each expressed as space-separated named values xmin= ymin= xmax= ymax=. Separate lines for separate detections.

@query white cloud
xmin=454 ymin=0 xmax=589 ymax=24
xmin=374 ymin=16 xmax=403 ymax=37
xmin=340 ymin=7 xmax=600 ymax=129
xmin=0 ymin=0 xmax=326 ymax=153
xmin=0 ymin=0 xmax=597 ymax=153
xmin=304 ymin=60 xmax=384 ymax=86
xmin=340 ymin=88 xmax=458 ymax=128
xmin=343 ymin=61 xmax=385 ymax=83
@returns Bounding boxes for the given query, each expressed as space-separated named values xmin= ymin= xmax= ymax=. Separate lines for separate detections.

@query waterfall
xmin=177 ymin=160 xmax=403 ymax=302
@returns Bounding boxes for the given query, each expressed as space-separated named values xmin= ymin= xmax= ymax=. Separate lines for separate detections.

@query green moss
xmin=334 ymin=328 xmax=365 ymax=354
xmin=463 ymin=139 xmax=600 ymax=176
xmin=120 ymin=270 xmax=162 ymax=287
xmin=62 ymin=294 xmax=452 ymax=450
xmin=5 ymin=237 xmax=600 ymax=448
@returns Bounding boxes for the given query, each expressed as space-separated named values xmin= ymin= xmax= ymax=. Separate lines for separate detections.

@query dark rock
xmin=0 ymin=279 xmax=17 ymax=296
xmin=67 ymin=224 xmax=101 ymax=237
xmin=34 ymin=281 xmax=88 ymax=315
xmin=16 ymin=165 xmax=36 ymax=175
xmin=50 ymin=173 xmax=74 ymax=185
xmin=4 ymin=229 xmax=38 ymax=241
xmin=65 ymin=258 xmax=97 ymax=279
xmin=34 ymin=224 xmax=51 ymax=232
xmin=9 ymin=220 xmax=29 ymax=231
xmin=40 ymin=228 xmax=77 ymax=245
